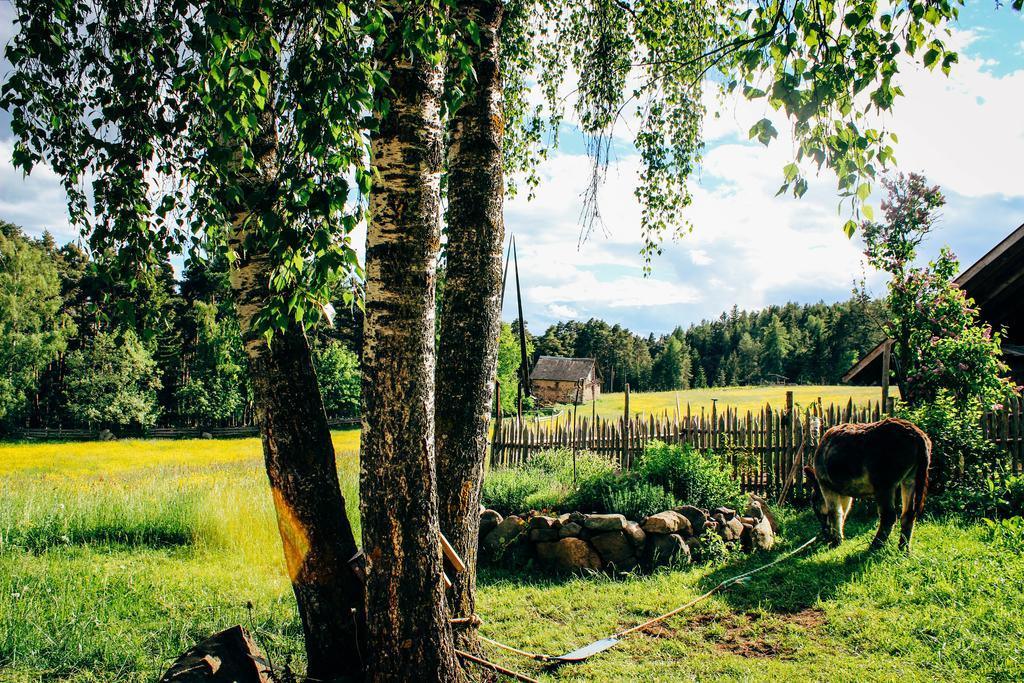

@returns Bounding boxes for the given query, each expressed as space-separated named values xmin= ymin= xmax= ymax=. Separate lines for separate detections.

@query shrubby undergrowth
xmin=898 ymin=393 xmax=1024 ymax=519
xmin=636 ymin=441 xmax=743 ymax=511
xmin=482 ymin=441 xmax=742 ymax=517
xmin=482 ymin=449 xmax=615 ymax=514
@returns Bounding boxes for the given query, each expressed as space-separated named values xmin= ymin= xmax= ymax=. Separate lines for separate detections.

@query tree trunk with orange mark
xmin=360 ymin=3 xmax=460 ymax=680
xmin=225 ymin=10 xmax=365 ymax=679
xmin=436 ymin=0 xmax=505 ymax=659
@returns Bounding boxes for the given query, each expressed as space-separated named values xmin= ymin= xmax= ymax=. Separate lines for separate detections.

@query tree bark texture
xmin=435 ymin=0 xmax=505 ymax=656
xmin=225 ymin=17 xmax=365 ymax=679
xmin=361 ymin=7 xmax=460 ymax=680
xmin=231 ymin=256 xmax=366 ymax=681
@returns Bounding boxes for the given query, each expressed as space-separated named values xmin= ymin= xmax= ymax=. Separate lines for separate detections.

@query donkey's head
xmin=804 ymin=466 xmax=829 ymax=535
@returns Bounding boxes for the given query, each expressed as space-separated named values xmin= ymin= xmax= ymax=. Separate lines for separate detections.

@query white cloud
xmin=0 ymin=140 xmax=75 ymax=241
xmin=504 ymin=122 xmax=880 ymax=331
xmin=690 ymin=249 xmax=712 ymax=266
xmin=501 ymin=21 xmax=1024 ymax=333
xmin=2 ymin=11 xmax=1020 ymax=336
xmin=531 ymin=273 xmax=700 ymax=309
xmin=547 ymin=304 xmax=579 ymax=319
xmin=875 ymin=40 xmax=1024 ymax=198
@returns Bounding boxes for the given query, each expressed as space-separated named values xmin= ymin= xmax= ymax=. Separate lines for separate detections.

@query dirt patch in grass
xmin=680 ymin=608 xmax=826 ymax=659
xmin=781 ymin=607 xmax=826 ymax=629
xmin=717 ymin=636 xmax=787 ymax=658
xmin=637 ymin=622 xmax=677 ymax=638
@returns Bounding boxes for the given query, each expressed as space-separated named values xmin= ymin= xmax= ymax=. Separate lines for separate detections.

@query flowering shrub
xmin=861 ymin=173 xmax=1017 ymax=411
xmin=898 ymin=393 xmax=999 ymax=503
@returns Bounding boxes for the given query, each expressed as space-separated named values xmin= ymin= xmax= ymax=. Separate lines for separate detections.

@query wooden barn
xmin=529 ymin=356 xmax=601 ymax=405
xmin=844 ymin=221 xmax=1024 ymax=388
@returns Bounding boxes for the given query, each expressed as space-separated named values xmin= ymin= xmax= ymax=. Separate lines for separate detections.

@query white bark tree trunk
xmin=361 ymin=4 xmax=461 ymax=679
xmin=436 ymin=0 xmax=506 ymax=659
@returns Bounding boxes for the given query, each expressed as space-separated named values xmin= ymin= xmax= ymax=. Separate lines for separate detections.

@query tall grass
xmin=0 ymin=479 xmax=204 ymax=550
xmin=482 ymin=449 xmax=616 ymax=514
xmin=0 ymin=432 xmax=361 ymax=680
xmin=0 ymin=431 xmax=362 ymax=559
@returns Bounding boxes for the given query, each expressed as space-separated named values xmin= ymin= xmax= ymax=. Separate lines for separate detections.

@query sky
xmin=2 ymin=5 xmax=1023 ymax=337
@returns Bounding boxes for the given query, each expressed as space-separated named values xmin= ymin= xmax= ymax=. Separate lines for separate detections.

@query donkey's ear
xmin=803 ymin=465 xmax=817 ymax=480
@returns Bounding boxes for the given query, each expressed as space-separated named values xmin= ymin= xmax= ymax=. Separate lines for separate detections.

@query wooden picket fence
xmin=490 ymin=392 xmax=1024 ymax=501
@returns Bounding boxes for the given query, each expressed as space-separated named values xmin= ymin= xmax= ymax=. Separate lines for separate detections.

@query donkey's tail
xmin=914 ymin=439 xmax=931 ymax=516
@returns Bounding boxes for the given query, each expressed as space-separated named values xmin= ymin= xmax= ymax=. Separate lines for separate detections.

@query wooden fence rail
xmin=490 ymin=392 xmax=1024 ymax=501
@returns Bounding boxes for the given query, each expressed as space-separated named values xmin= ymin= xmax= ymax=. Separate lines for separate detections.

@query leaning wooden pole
xmin=512 ymin=237 xmax=531 ymax=400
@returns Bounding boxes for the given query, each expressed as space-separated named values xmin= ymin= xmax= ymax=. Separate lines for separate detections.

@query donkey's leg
xmin=836 ymin=495 xmax=853 ymax=541
xmin=898 ymin=479 xmax=917 ymax=552
xmin=870 ymin=487 xmax=898 ymax=550
xmin=824 ymin=490 xmax=845 ymax=546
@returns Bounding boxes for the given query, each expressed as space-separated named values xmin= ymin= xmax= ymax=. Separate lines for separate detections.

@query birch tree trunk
xmin=435 ymin=0 xmax=505 ymax=656
xmin=225 ymin=18 xmax=365 ymax=679
xmin=361 ymin=5 xmax=460 ymax=679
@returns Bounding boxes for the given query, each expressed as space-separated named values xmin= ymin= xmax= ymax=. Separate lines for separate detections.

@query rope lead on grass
xmin=480 ymin=535 xmax=820 ymax=664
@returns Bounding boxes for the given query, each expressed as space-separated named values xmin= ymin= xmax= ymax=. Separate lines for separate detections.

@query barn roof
xmin=530 ymin=356 xmax=596 ymax=382
xmin=844 ymin=221 xmax=1024 ymax=385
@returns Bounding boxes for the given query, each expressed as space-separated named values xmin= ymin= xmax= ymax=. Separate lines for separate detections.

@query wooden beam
xmin=439 ymin=532 xmax=466 ymax=574
xmin=842 ymin=339 xmax=887 ymax=384
xmin=881 ymin=340 xmax=891 ymax=413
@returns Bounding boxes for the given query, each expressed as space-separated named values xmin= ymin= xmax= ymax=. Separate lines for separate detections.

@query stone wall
xmin=479 ymin=495 xmax=778 ymax=574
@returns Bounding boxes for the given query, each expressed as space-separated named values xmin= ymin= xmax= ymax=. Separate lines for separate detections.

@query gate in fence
xmin=489 ymin=391 xmax=1024 ymax=500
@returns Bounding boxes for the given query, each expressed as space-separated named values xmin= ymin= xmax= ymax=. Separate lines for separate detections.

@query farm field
xmin=553 ymin=384 xmax=891 ymax=421
xmin=1 ymin=428 xmax=1022 ymax=682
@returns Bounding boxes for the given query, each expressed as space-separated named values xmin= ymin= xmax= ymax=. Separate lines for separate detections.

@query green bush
xmin=1005 ymin=475 xmax=1024 ymax=516
xmin=483 ymin=442 xmax=743 ymax=518
xmin=601 ymin=480 xmax=677 ymax=521
xmin=898 ymin=394 xmax=1010 ymax=517
xmin=636 ymin=440 xmax=743 ymax=510
xmin=482 ymin=448 xmax=615 ymax=515
xmin=691 ymin=529 xmax=730 ymax=564
xmin=564 ymin=471 xmax=619 ymax=514
xmin=481 ymin=468 xmax=553 ymax=516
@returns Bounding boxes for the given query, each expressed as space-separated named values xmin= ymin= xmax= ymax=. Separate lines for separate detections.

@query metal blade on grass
xmin=551 ymin=637 xmax=621 ymax=663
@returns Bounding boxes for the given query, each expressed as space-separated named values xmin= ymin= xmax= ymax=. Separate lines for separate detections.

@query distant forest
xmin=1 ymin=221 xmax=362 ymax=432
xmin=2 ymin=219 xmax=886 ymax=431
xmin=516 ymin=297 xmax=887 ymax=397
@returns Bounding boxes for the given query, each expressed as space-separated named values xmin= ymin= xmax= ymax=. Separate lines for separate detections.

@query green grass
xmin=555 ymin=384 xmax=891 ymax=422
xmin=478 ymin=512 xmax=1023 ymax=682
xmin=1 ymin=423 xmax=1022 ymax=682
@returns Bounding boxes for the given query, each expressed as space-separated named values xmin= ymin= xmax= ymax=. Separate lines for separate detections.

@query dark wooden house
xmin=844 ymin=221 xmax=1024 ymax=387
xmin=530 ymin=356 xmax=601 ymax=405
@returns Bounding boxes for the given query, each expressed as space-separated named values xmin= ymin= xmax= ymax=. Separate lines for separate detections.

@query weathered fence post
xmin=785 ymin=391 xmax=797 ymax=496
xmin=623 ymin=383 xmax=631 ymax=469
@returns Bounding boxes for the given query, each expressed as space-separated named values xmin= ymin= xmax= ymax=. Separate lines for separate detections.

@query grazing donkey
xmin=804 ymin=418 xmax=931 ymax=552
